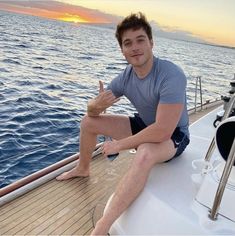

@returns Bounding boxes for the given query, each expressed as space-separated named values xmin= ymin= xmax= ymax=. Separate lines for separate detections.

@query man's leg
xmin=91 ymin=140 xmax=177 ymax=235
xmin=56 ymin=114 xmax=132 ymax=180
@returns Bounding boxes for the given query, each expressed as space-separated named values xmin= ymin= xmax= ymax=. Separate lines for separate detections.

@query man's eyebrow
xmin=122 ymin=34 xmax=147 ymax=44
xmin=136 ymin=35 xmax=147 ymax=39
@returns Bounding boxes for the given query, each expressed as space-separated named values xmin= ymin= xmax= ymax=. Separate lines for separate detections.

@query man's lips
xmin=131 ymin=53 xmax=143 ymax=57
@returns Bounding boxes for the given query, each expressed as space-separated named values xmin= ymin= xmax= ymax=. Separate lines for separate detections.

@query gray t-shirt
xmin=107 ymin=56 xmax=189 ymax=137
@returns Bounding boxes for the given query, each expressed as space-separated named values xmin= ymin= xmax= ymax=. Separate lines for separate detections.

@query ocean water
xmin=0 ymin=11 xmax=234 ymax=188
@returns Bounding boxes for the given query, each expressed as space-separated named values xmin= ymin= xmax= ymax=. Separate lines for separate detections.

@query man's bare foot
xmin=90 ymin=218 xmax=110 ymax=236
xmin=56 ymin=167 xmax=89 ymax=181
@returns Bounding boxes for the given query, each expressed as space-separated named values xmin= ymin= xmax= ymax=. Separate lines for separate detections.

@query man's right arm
xmin=87 ymin=81 xmax=120 ymax=117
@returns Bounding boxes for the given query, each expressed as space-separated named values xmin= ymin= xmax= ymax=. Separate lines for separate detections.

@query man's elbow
xmin=157 ymin=128 xmax=173 ymax=142
xmin=159 ymin=134 xmax=171 ymax=142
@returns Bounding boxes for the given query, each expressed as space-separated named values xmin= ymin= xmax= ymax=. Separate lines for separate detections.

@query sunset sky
xmin=0 ymin=0 xmax=234 ymax=47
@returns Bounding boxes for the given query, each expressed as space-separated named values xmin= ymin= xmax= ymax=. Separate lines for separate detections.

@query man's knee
xmin=80 ymin=114 xmax=97 ymax=131
xmin=133 ymin=144 xmax=155 ymax=170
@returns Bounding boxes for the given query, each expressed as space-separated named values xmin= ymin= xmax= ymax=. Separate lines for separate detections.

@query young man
xmin=57 ymin=12 xmax=190 ymax=235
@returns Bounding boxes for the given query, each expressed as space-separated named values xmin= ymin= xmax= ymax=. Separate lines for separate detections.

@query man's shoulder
xmin=158 ymin=57 xmax=180 ymax=70
xmin=111 ymin=64 xmax=133 ymax=87
xmin=156 ymin=57 xmax=185 ymax=77
xmin=118 ymin=64 xmax=134 ymax=80
xmin=124 ymin=63 xmax=133 ymax=74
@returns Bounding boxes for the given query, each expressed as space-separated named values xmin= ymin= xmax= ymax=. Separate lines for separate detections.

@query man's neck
xmin=133 ymin=56 xmax=154 ymax=79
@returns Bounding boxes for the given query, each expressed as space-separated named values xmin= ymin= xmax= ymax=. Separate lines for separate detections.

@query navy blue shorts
xmin=129 ymin=113 xmax=190 ymax=159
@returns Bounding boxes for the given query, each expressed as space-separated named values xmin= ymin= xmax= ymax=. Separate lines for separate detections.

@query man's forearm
xmin=117 ymin=123 xmax=173 ymax=151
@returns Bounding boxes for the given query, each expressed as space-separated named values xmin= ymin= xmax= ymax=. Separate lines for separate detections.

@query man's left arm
xmin=103 ymin=103 xmax=184 ymax=155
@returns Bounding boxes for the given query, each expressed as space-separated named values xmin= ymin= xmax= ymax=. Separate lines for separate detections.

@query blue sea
xmin=0 ymin=11 xmax=234 ymax=188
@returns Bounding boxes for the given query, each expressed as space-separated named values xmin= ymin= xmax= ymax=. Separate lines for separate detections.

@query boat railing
xmin=205 ymin=94 xmax=235 ymax=163
xmin=209 ymin=136 xmax=235 ymax=220
xmin=204 ymin=94 xmax=235 ymax=220
xmin=194 ymin=76 xmax=203 ymax=112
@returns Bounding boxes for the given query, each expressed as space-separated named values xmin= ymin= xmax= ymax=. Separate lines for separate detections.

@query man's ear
xmin=150 ymin=39 xmax=154 ymax=48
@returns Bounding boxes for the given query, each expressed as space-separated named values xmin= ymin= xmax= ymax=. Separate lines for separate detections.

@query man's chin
xmin=131 ymin=61 xmax=144 ymax=67
xmin=128 ymin=57 xmax=140 ymax=64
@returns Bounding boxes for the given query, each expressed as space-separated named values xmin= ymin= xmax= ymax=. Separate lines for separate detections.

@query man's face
xmin=121 ymin=28 xmax=153 ymax=68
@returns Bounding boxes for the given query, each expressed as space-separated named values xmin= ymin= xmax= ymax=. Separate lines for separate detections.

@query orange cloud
xmin=0 ymin=1 xmax=120 ymax=24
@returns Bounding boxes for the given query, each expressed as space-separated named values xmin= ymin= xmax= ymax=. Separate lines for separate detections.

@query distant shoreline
xmin=1 ymin=9 xmax=234 ymax=51
xmin=156 ymin=35 xmax=235 ymax=51
xmin=77 ymin=21 xmax=235 ymax=50
xmin=66 ymin=22 xmax=235 ymax=50
xmin=187 ymin=39 xmax=235 ymax=50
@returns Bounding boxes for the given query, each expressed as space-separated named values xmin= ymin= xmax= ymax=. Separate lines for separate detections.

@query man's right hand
xmin=87 ymin=81 xmax=119 ymax=116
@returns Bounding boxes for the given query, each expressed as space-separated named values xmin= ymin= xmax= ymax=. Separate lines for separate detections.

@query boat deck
xmin=0 ymin=151 xmax=134 ymax=235
xmin=0 ymin=101 xmax=222 ymax=235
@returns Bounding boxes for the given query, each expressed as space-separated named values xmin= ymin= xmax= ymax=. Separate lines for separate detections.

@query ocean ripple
xmin=2 ymin=58 xmax=21 ymax=65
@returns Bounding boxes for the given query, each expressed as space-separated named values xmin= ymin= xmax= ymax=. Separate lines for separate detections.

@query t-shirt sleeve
xmin=107 ymin=75 xmax=124 ymax=98
xmin=106 ymin=69 xmax=127 ymax=98
xmin=159 ymin=69 xmax=187 ymax=104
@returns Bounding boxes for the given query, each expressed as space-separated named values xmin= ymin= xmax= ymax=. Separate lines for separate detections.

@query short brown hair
xmin=115 ymin=12 xmax=153 ymax=47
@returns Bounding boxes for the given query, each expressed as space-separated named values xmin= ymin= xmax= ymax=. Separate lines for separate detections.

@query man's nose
xmin=131 ymin=42 xmax=140 ymax=51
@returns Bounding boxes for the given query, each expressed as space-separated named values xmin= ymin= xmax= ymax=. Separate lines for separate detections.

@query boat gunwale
xmin=0 ymin=143 xmax=103 ymax=199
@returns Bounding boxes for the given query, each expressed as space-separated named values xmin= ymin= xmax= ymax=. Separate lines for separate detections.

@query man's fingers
xmin=99 ymin=80 xmax=104 ymax=93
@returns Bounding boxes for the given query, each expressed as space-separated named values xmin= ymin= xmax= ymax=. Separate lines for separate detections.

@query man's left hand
xmin=102 ymin=140 xmax=121 ymax=157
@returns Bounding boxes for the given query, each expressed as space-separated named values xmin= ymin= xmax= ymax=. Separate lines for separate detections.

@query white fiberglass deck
xmin=110 ymin=106 xmax=235 ymax=235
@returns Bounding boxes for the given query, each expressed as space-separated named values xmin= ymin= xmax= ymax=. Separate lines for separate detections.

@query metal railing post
xmin=209 ymin=138 xmax=235 ymax=220
xmin=199 ymin=76 xmax=203 ymax=111
xmin=194 ymin=76 xmax=203 ymax=112
xmin=204 ymin=94 xmax=235 ymax=220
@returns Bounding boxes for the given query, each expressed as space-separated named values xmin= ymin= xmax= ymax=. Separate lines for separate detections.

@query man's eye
xmin=138 ymin=39 xmax=145 ymax=43
xmin=124 ymin=42 xmax=131 ymax=47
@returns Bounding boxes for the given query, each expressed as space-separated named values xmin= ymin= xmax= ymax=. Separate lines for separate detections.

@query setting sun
xmin=58 ymin=13 xmax=89 ymax=23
